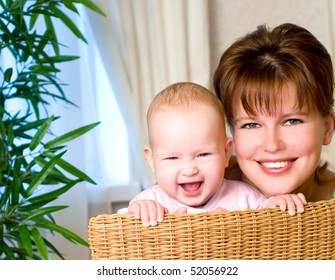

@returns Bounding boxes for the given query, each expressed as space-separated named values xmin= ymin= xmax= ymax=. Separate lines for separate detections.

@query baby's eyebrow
xmin=156 ymin=153 xmax=177 ymax=158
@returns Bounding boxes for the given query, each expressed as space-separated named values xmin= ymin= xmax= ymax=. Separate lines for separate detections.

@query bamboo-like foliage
xmin=0 ymin=0 xmax=104 ymax=259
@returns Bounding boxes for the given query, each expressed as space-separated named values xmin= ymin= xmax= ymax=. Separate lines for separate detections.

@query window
xmin=92 ymin=45 xmax=131 ymax=185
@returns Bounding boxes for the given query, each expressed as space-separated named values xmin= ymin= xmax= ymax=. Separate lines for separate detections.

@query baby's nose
xmin=181 ymin=161 xmax=198 ymax=176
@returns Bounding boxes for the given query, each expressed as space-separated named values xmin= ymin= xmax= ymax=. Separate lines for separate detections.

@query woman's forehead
xmin=232 ymin=83 xmax=309 ymax=117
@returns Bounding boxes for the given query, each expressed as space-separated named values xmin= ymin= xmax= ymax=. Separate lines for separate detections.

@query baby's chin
xmin=177 ymin=194 xmax=213 ymax=208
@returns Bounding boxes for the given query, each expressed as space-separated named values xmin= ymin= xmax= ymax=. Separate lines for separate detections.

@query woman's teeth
xmin=260 ymin=161 xmax=290 ymax=168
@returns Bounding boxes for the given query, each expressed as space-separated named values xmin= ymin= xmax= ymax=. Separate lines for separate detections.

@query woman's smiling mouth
xmin=260 ymin=161 xmax=291 ymax=168
xmin=257 ymin=159 xmax=297 ymax=174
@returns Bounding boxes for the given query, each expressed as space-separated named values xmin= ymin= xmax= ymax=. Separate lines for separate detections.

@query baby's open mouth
xmin=179 ymin=182 xmax=202 ymax=192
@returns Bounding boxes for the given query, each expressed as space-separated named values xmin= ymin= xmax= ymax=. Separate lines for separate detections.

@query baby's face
xmin=232 ymin=84 xmax=334 ymax=197
xmin=145 ymin=105 xmax=232 ymax=207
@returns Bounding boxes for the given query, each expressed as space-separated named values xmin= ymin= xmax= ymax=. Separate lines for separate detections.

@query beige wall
xmin=209 ymin=0 xmax=335 ymax=171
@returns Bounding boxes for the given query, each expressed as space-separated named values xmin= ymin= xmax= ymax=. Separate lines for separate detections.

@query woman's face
xmin=232 ymin=84 xmax=334 ymax=197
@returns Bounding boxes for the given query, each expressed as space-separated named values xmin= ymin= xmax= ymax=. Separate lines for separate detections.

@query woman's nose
xmin=263 ymin=128 xmax=285 ymax=153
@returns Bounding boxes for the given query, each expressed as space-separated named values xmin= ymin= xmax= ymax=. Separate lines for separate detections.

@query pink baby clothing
xmin=117 ymin=179 xmax=267 ymax=214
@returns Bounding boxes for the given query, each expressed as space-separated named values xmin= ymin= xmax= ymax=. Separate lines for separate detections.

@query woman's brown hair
xmin=213 ymin=23 xmax=334 ymax=129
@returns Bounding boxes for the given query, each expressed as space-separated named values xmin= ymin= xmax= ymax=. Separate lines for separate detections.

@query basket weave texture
xmin=88 ymin=198 xmax=335 ymax=260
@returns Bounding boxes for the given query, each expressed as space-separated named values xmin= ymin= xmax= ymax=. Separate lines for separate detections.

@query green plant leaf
xmin=35 ymin=220 xmax=88 ymax=247
xmin=6 ymin=122 xmax=14 ymax=146
xmin=26 ymin=151 xmax=65 ymax=197
xmin=29 ymin=10 xmax=39 ymax=30
xmin=35 ymin=34 xmax=49 ymax=56
xmin=39 ymin=55 xmax=80 ymax=64
xmin=34 ymin=156 xmax=71 ymax=184
xmin=43 ymin=238 xmax=64 ymax=260
xmin=0 ymin=241 xmax=15 ymax=260
xmin=26 ymin=179 xmax=80 ymax=205
xmin=4 ymin=68 xmax=13 ymax=82
xmin=45 ymin=152 xmax=96 ymax=184
xmin=44 ymin=122 xmax=100 ymax=149
xmin=11 ymin=0 xmax=24 ymax=10
xmin=29 ymin=116 xmax=55 ymax=151
xmin=57 ymin=158 xmax=96 ymax=184
xmin=11 ymin=170 xmax=20 ymax=206
xmin=74 ymin=0 xmax=106 ymax=16
xmin=16 ymin=116 xmax=60 ymax=132
xmin=43 ymin=75 xmax=68 ymax=101
xmin=18 ymin=225 xmax=33 ymax=258
xmin=31 ymin=228 xmax=50 ymax=260
xmin=29 ymin=65 xmax=60 ymax=73
xmin=26 ymin=206 xmax=68 ymax=220
xmin=18 ymin=201 xmax=53 ymax=212
xmin=49 ymin=4 xmax=87 ymax=43
xmin=62 ymin=0 xmax=79 ymax=14
xmin=0 ymin=186 xmax=11 ymax=210
xmin=0 ymin=20 xmax=19 ymax=59
xmin=43 ymin=14 xmax=59 ymax=55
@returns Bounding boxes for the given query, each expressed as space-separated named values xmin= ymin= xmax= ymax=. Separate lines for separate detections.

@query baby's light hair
xmin=147 ymin=82 xmax=227 ymax=142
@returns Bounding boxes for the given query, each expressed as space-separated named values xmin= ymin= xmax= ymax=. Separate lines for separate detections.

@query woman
xmin=213 ymin=23 xmax=335 ymax=201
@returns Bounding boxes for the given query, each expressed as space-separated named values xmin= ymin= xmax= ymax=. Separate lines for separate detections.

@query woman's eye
xmin=241 ymin=123 xmax=259 ymax=129
xmin=284 ymin=119 xmax=303 ymax=126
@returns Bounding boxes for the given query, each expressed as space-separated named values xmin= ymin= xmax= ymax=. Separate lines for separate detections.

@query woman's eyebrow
xmin=278 ymin=107 xmax=310 ymax=117
xmin=233 ymin=114 xmax=256 ymax=122
xmin=233 ymin=109 xmax=310 ymax=123
xmin=281 ymin=111 xmax=309 ymax=117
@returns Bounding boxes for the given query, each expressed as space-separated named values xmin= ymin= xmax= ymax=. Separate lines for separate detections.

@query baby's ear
xmin=143 ymin=146 xmax=155 ymax=172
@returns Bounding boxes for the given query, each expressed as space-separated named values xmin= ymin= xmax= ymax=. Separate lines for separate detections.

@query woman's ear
xmin=224 ymin=138 xmax=234 ymax=168
xmin=143 ymin=146 xmax=155 ymax=172
xmin=323 ymin=112 xmax=335 ymax=145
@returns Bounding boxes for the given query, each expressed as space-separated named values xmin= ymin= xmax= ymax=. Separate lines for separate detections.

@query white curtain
xmin=82 ymin=0 xmax=211 ymax=191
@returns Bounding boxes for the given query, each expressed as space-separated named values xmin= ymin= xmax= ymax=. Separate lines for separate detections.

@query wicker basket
xmin=88 ymin=198 xmax=335 ymax=260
